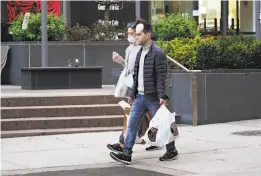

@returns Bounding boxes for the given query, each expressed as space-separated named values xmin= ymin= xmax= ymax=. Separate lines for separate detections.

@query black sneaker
xmin=110 ymin=152 xmax=131 ymax=165
xmin=107 ymin=143 xmax=123 ymax=153
xmin=145 ymin=145 xmax=161 ymax=151
xmin=159 ymin=150 xmax=179 ymax=161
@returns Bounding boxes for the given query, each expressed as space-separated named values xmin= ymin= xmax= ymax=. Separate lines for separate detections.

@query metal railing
xmin=167 ymin=56 xmax=201 ymax=73
xmin=166 ymin=55 xmax=200 ymax=126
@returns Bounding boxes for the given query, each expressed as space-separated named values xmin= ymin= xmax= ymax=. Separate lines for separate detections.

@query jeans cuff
xmin=123 ymin=149 xmax=132 ymax=156
xmin=119 ymin=139 xmax=124 ymax=145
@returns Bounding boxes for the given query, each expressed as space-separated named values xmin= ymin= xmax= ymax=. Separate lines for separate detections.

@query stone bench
xmin=21 ymin=66 xmax=103 ymax=90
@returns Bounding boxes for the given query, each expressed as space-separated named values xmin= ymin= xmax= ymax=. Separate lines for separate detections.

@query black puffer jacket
xmin=131 ymin=42 xmax=167 ymax=100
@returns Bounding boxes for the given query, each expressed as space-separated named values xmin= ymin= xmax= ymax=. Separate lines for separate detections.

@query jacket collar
xmin=138 ymin=41 xmax=155 ymax=55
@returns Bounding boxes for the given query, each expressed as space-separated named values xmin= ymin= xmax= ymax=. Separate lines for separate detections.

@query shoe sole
xmin=159 ymin=154 xmax=179 ymax=161
xmin=107 ymin=145 xmax=123 ymax=154
xmin=110 ymin=152 xmax=131 ymax=165
xmin=146 ymin=147 xmax=162 ymax=151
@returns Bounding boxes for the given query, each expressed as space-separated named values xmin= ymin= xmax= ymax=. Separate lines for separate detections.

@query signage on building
xmin=98 ymin=19 xmax=119 ymax=26
xmin=69 ymin=1 xmax=148 ymax=28
xmin=193 ymin=10 xmax=199 ymax=16
xmin=98 ymin=4 xmax=120 ymax=11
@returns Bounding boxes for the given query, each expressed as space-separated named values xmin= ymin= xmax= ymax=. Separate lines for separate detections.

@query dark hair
xmin=136 ymin=18 xmax=148 ymax=25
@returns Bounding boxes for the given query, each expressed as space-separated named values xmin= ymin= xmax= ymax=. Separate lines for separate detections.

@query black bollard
xmin=214 ymin=18 xmax=217 ymax=33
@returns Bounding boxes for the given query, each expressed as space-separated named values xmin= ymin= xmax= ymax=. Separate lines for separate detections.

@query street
xmin=11 ymin=166 xmax=173 ymax=176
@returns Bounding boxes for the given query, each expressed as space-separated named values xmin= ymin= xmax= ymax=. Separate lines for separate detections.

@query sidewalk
xmin=1 ymin=120 xmax=261 ymax=176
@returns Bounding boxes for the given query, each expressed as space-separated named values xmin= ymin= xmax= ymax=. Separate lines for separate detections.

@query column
xmin=255 ymin=0 xmax=260 ymax=39
xmin=221 ymin=0 xmax=228 ymax=35
xmin=63 ymin=0 xmax=71 ymax=27
xmin=240 ymin=1 xmax=254 ymax=33
xmin=41 ymin=0 xmax=48 ymax=67
xmin=135 ymin=0 xmax=141 ymax=20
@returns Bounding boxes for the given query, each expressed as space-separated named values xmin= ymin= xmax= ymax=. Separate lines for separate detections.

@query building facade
xmin=1 ymin=0 xmax=260 ymax=41
xmin=150 ymin=0 xmax=260 ymax=34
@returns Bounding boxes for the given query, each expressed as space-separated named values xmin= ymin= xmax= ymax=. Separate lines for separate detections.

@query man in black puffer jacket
xmin=110 ymin=19 xmax=179 ymax=165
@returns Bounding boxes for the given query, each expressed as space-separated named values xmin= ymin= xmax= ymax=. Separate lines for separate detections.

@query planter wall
xmin=167 ymin=70 xmax=261 ymax=125
xmin=1 ymin=41 xmax=128 ymax=85
xmin=21 ymin=67 xmax=103 ymax=90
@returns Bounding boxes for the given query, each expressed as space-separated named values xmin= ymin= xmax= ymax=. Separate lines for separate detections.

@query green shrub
xmin=158 ymin=35 xmax=261 ymax=70
xmin=157 ymin=37 xmax=201 ymax=69
xmin=8 ymin=15 xmax=29 ymax=41
xmin=216 ymin=35 xmax=255 ymax=49
xmin=195 ymin=37 xmax=221 ymax=69
xmin=153 ymin=13 xmax=198 ymax=40
xmin=248 ymin=40 xmax=261 ymax=68
xmin=91 ymin=21 xmax=117 ymax=41
xmin=9 ymin=13 xmax=65 ymax=41
xmin=222 ymin=42 xmax=250 ymax=69
xmin=65 ymin=23 xmax=90 ymax=41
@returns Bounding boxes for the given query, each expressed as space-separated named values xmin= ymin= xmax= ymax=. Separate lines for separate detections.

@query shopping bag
xmin=119 ymin=100 xmax=151 ymax=145
xmin=125 ymin=112 xmax=150 ymax=144
xmin=124 ymin=73 xmax=134 ymax=88
xmin=156 ymin=105 xmax=179 ymax=145
xmin=114 ymin=69 xmax=130 ymax=98
xmin=143 ymin=112 xmax=162 ymax=146
xmin=143 ymin=105 xmax=179 ymax=146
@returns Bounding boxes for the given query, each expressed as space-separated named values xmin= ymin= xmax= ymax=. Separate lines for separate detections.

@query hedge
xmin=157 ymin=36 xmax=261 ymax=69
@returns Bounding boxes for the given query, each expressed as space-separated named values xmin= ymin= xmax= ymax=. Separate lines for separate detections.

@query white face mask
xmin=127 ymin=35 xmax=136 ymax=44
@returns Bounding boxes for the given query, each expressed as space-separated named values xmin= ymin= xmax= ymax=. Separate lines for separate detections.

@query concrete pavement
xmin=1 ymin=119 xmax=261 ymax=176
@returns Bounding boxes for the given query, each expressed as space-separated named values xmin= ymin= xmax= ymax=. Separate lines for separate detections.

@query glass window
xmin=151 ymin=0 xmax=165 ymax=24
xmin=198 ymin=0 xmax=238 ymax=31
xmin=198 ymin=0 xmax=221 ymax=31
xmin=228 ymin=0 xmax=239 ymax=29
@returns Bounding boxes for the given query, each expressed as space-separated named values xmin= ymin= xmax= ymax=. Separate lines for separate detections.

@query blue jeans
xmin=123 ymin=94 xmax=160 ymax=155
xmin=119 ymin=132 xmax=125 ymax=144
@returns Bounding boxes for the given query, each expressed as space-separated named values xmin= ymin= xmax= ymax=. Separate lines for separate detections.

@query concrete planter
xmin=167 ymin=70 xmax=261 ymax=125
xmin=1 ymin=41 xmax=128 ymax=85
xmin=21 ymin=66 xmax=103 ymax=90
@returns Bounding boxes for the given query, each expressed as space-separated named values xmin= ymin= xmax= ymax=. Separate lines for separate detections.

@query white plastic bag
xmin=143 ymin=105 xmax=179 ymax=146
xmin=156 ymin=105 xmax=179 ymax=145
xmin=124 ymin=73 xmax=134 ymax=88
xmin=114 ymin=69 xmax=129 ymax=98
xmin=143 ymin=112 xmax=161 ymax=146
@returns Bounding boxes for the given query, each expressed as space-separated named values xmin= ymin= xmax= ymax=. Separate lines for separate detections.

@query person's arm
xmin=155 ymin=49 xmax=167 ymax=100
xmin=116 ymin=45 xmax=131 ymax=67
xmin=118 ymin=56 xmax=125 ymax=67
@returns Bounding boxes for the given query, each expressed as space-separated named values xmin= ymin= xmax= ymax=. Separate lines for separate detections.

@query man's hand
xmin=128 ymin=98 xmax=133 ymax=105
xmin=112 ymin=52 xmax=121 ymax=63
xmin=159 ymin=99 xmax=166 ymax=105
